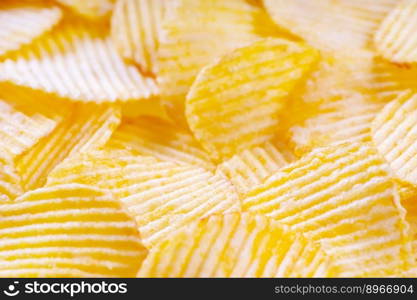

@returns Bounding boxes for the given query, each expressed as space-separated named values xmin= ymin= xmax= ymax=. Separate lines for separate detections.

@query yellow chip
xmin=0 ymin=18 xmax=158 ymax=103
xmin=0 ymin=2 xmax=62 ymax=58
xmin=186 ymin=38 xmax=319 ymax=161
xmin=16 ymin=103 xmax=121 ymax=190
xmin=46 ymin=149 xmax=240 ymax=247
xmin=157 ymin=0 xmax=289 ymax=125
xmin=372 ymin=90 xmax=417 ymax=186
xmin=243 ymin=142 xmax=412 ymax=277
xmin=375 ymin=0 xmax=417 ymax=63
xmin=111 ymin=0 xmax=166 ymax=75
xmin=138 ymin=213 xmax=335 ymax=277
xmin=263 ymin=0 xmax=397 ymax=52
xmin=106 ymin=116 xmax=215 ymax=171
xmin=0 ymin=184 xmax=147 ymax=277
xmin=56 ymin=0 xmax=115 ymax=18
xmin=0 ymin=155 xmax=23 ymax=202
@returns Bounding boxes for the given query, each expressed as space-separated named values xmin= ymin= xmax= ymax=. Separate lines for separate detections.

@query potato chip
xmin=56 ymin=0 xmax=115 ymax=18
xmin=157 ymin=0 xmax=289 ymax=125
xmin=16 ymin=104 xmax=121 ymax=190
xmin=111 ymin=0 xmax=166 ymax=75
xmin=0 ymin=2 xmax=62 ymax=58
xmin=46 ymin=149 xmax=240 ymax=247
xmin=0 ymin=18 xmax=158 ymax=103
xmin=372 ymin=90 xmax=417 ymax=186
xmin=0 ymin=155 xmax=23 ymax=202
xmin=106 ymin=116 xmax=215 ymax=171
xmin=0 ymin=184 xmax=147 ymax=277
xmin=186 ymin=38 xmax=319 ymax=161
xmin=263 ymin=0 xmax=397 ymax=52
xmin=138 ymin=213 xmax=335 ymax=277
xmin=375 ymin=0 xmax=417 ymax=63
xmin=243 ymin=142 xmax=412 ymax=276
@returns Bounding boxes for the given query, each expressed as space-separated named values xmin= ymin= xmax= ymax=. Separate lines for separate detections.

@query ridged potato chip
xmin=138 ymin=213 xmax=335 ymax=277
xmin=263 ymin=0 xmax=397 ymax=52
xmin=0 ymin=184 xmax=147 ymax=277
xmin=186 ymin=38 xmax=319 ymax=161
xmin=46 ymin=149 xmax=240 ymax=247
xmin=243 ymin=142 xmax=412 ymax=277
xmin=375 ymin=0 xmax=417 ymax=63
xmin=0 ymin=18 xmax=158 ymax=103
xmin=0 ymin=155 xmax=23 ymax=202
xmin=56 ymin=0 xmax=115 ymax=18
xmin=111 ymin=0 xmax=166 ymax=75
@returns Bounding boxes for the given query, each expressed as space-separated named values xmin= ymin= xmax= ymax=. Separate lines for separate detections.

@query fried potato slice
xmin=16 ymin=103 xmax=121 ymax=190
xmin=263 ymin=0 xmax=397 ymax=52
xmin=106 ymin=116 xmax=215 ymax=171
xmin=0 ymin=155 xmax=23 ymax=202
xmin=0 ymin=184 xmax=147 ymax=277
xmin=372 ymin=91 xmax=417 ymax=186
xmin=0 ymin=2 xmax=62 ymax=57
xmin=157 ymin=0 xmax=289 ymax=125
xmin=243 ymin=142 xmax=412 ymax=277
xmin=56 ymin=0 xmax=115 ymax=18
xmin=186 ymin=38 xmax=319 ymax=161
xmin=111 ymin=0 xmax=166 ymax=75
xmin=375 ymin=0 xmax=417 ymax=63
xmin=46 ymin=149 xmax=240 ymax=247
xmin=0 ymin=18 xmax=158 ymax=103
xmin=138 ymin=213 xmax=335 ymax=277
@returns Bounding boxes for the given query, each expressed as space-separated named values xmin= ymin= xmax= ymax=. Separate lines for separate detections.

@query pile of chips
xmin=1 ymin=0 xmax=417 ymax=278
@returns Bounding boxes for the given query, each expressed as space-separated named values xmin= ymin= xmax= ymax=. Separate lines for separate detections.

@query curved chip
xmin=111 ymin=0 xmax=166 ymax=75
xmin=0 ymin=2 xmax=62 ymax=58
xmin=56 ymin=0 xmax=115 ymax=18
xmin=46 ymin=149 xmax=240 ymax=247
xmin=186 ymin=38 xmax=319 ymax=161
xmin=372 ymin=90 xmax=417 ymax=186
xmin=375 ymin=0 xmax=417 ymax=63
xmin=138 ymin=213 xmax=335 ymax=277
xmin=243 ymin=142 xmax=412 ymax=277
xmin=0 ymin=184 xmax=147 ymax=277
xmin=0 ymin=155 xmax=23 ymax=202
xmin=263 ymin=0 xmax=397 ymax=52
xmin=0 ymin=18 xmax=158 ymax=104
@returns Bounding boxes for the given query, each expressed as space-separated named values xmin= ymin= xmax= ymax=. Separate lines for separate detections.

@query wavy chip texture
xmin=0 ymin=19 xmax=158 ymax=103
xmin=186 ymin=38 xmax=319 ymax=161
xmin=0 ymin=184 xmax=147 ymax=277
xmin=243 ymin=142 xmax=412 ymax=277
xmin=138 ymin=213 xmax=334 ymax=277
xmin=375 ymin=0 xmax=417 ymax=63
xmin=46 ymin=150 xmax=240 ymax=247
xmin=0 ymin=156 xmax=23 ymax=202
xmin=57 ymin=0 xmax=115 ymax=18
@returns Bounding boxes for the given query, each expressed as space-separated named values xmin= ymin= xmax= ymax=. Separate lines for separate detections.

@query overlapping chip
xmin=138 ymin=213 xmax=335 ymax=277
xmin=0 ymin=184 xmax=147 ymax=277
xmin=186 ymin=38 xmax=319 ymax=161
xmin=56 ymin=0 xmax=115 ymax=18
xmin=243 ymin=142 xmax=412 ymax=276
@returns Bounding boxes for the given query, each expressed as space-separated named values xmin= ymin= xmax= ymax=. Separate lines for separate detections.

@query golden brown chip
xmin=56 ymin=0 xmax=115 ymax=18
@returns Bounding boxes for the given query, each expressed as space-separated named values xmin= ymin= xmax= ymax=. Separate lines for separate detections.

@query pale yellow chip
xmin=0 ymin=183 xmax=147 ymax=277
xmin=0 ymin=18 xmax=158 ymax=103
xmin=56 ymin=0 xmax=115 ymax=18
xmin=16 ymin=103 xmax=121 ymax=190
xmin=263 ymin=0 xmax=397 ymax=52
xmin=0 ymin=155 xmax=23 ymax=202
xmin=157 ymin=0 xmax=289 ymax=125
xmin=372 ymin=90 xmax=417 ymax=186
xmin=138 ymin=213 xmax=335 ymax=277
xmin=243 ymin=142 xmax=412 ymax=277
xmin=186 ymin=38 xmax=319 ymax=161
xmin=106 ymin=116 xmax=215 ymax=171
xmin=0 ymin=2 xmax=62 ymax=58
xmin=111 ymin=0 xmax=166 ymax=75
xmin=46 ymin=149 xmax=240 ymax=247
xmin=375 ymin=0 xmax=417 ymax=63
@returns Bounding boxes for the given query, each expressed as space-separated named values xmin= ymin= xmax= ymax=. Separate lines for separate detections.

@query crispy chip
xmin=375 ymin=0 xmax=417 ymax=63
xmin=0 ymin=155 xmax=23 ymax=202
xmin=46 ymin=149 xmax=240 ymax=247
xmin=138 ymin=213 xmax=335 ymax=277
xmin=0 ymin=184 xmax=147 ymax=277
xmin=56 ymin=0 xmax=115 ymax=18
xmin=186 ymin=38 xmax=319 ymax=161
xmin=106 ymin=116 xmax=215 ymax=171
xmin=0 ymin=18 xmax=158 ymax=103
xmin=243 ymin=142 xmax=412 ymax=276
xmin=111 ymin=0 xmax=166 ymax=75
xmin=16 ymin=104 xmax=121 ymax=190
xmin=263 ymin=0 xmax=397 ymax=52
xmin=0 ymin=2 xmax=62 ymax=57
